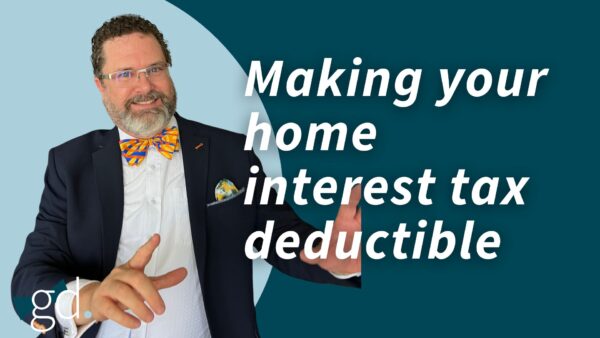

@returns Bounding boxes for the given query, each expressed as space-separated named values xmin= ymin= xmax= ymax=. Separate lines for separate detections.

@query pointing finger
xmin=151 ymin=267 xmax=188 ymax=290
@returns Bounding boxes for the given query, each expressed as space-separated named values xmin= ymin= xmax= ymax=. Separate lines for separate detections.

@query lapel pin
xmin=194 ymin=143 xmax=204 ymax=150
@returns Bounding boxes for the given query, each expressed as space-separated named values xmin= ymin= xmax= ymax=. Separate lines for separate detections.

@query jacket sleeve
xmin=12 ymin=148 xmax=78 ymax=336
xmin=248 ymin=150 xmax=360 ymax=288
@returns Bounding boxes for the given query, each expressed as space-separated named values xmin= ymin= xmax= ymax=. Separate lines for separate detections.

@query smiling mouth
xmin=129 ymin=98 xmax=164 ymax=111
xmin=133 ymin=98 xmax=158 ymax=105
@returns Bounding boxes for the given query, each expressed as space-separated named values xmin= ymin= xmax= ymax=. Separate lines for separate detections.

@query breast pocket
xmin=206 ymin=187 xmax=253 ymax=230
xmin=206 ymin=187 xmax=246 ymax=207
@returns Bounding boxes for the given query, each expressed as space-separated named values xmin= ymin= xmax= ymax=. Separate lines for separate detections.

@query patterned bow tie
xmin=119 ymin=126 xmax=180 ymax=166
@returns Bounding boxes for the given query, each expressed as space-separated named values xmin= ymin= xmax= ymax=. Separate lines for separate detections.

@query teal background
xmin=2 ymin=0 xmax=599 ymax=337
xmin=167 ymin=1 xmax=599 ymax=337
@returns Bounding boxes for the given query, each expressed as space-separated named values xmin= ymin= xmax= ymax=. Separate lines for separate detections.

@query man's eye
xmin=148 ymin=66 xmax=162 ymax=74
xmin=116 ymin=71 xmax=133 ymax=79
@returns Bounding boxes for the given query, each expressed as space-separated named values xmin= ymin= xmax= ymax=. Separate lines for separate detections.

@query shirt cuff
xmin=55 ymin=278 xmax=98 ymax=338
xmin=329 ymin=271 xmax=361 ymax=279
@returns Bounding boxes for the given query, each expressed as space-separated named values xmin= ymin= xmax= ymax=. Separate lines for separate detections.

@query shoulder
xmin=47 ymin=128 xmax=116 ymax=173
xmin=51 ymin=128 xmax=114 ymax=155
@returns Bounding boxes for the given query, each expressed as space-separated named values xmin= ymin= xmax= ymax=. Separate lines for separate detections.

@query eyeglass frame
xmin=97 ymin=62 xmax=170 ymax=83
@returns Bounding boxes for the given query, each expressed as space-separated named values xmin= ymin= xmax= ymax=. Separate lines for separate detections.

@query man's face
xmin=95 ymin=32 xmax=176 ymax=138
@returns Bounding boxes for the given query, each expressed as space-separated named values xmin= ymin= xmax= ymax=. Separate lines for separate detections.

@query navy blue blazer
xmin=12 ymin=113 xmax=360 ymax=338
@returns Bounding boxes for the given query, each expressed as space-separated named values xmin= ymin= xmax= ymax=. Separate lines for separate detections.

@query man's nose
xmin=132 ymin=71 xmax=153 ymax=92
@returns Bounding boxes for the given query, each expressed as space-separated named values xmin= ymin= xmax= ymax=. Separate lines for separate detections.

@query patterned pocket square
xmin=207 ymin=179 xmax=245 ymax=207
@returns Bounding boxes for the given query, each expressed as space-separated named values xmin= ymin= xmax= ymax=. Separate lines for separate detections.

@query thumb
xmin=128 ymin=234 xmax=160 ymax=270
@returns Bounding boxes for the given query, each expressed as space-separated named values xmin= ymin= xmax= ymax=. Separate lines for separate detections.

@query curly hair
xmin=91 ymin=14 xmax=172 ymax=77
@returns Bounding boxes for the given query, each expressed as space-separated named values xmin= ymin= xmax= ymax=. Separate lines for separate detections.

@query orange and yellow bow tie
xmin=119 ymin=126 xmax=180 ymax=166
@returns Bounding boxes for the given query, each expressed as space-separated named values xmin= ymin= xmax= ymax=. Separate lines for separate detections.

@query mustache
xmin=125 ymin=91 xmax=168 ymax=110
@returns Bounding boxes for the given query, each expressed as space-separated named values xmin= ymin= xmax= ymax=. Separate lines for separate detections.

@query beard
xmin=104 ymin=87 xmax=177 ymax=138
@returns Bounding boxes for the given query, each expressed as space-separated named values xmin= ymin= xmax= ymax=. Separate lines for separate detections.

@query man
xmin=12 ymin=14 xmax=361 ymax=338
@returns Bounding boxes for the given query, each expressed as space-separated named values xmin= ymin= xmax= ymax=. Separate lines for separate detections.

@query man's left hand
xmin=300 ymin=184 xmax=361 ymax=276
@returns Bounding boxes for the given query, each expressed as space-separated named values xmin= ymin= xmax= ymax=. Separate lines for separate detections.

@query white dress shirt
xmin=56 ymin=116 xmax=211 ymax=338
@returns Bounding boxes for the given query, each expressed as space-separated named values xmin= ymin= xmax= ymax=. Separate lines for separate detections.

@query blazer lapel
xmin=90 ymin=116 xmax=209 ymax=284
xmin=176 ymin=114 xmax=210 ymax=286
xmin=92 ymin=128 xmax=124 ymax=276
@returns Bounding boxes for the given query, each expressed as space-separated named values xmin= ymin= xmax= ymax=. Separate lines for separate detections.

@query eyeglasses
xmin=98 ymin=63 xmax=170 ymax=86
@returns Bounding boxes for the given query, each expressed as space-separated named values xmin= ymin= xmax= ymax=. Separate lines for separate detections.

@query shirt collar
xmin=118 ymin=115 xmax=178 ymax=141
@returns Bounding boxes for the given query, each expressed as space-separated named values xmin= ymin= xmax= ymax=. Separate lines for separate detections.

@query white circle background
xmin=0 ymin=1 xmax=278 ymax=336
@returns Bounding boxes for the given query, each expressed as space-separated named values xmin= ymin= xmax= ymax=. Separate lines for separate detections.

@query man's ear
xmin=94 ymin=76 xmax=105 ymax=93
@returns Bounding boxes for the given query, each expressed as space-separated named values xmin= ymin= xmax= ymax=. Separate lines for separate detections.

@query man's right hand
xmin=73 ymin=234 xmax=187 ymax=328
